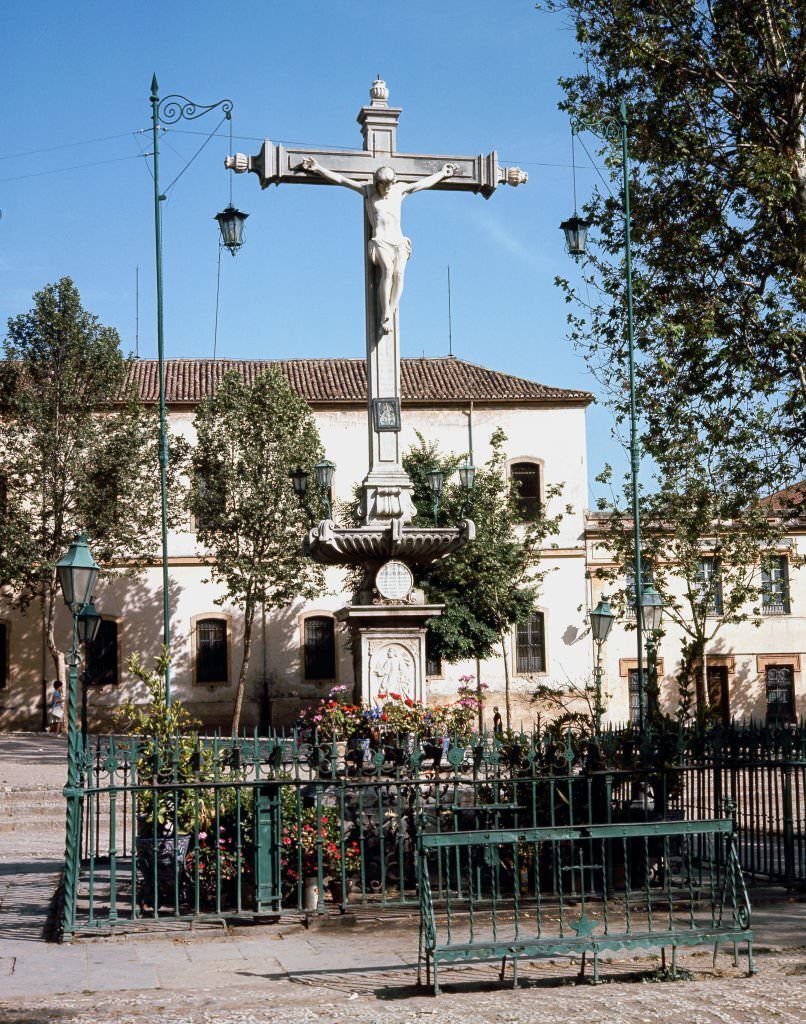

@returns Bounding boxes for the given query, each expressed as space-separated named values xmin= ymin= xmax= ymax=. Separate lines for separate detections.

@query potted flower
xmin=326 ymin=836 xmax=362 ymax=906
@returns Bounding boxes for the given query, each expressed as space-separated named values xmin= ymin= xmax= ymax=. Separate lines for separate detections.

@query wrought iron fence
xmin=63 ymin=722 xmax=805 ymax=938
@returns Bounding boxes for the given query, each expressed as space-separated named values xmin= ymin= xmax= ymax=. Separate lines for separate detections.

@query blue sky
xmin=2 ymin=1 xmax=622 ymax=500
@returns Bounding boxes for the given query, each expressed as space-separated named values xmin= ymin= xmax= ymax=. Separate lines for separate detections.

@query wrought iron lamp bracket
xmin=156 ymin=94 xmax=233 ymax=125
xmin=571 ymin=115 xmax=624 ymax=143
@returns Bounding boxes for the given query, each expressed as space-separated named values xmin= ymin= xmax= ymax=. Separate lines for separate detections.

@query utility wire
xmin=0 ymin=130 xmax=146 ymax=161
xmin=576 ymin=132 xmax=615 ymax=198
xmin=163 ymin=116 xmax=227 ymax=196
xmin=0 ymin=153 xmax=144 ymax=183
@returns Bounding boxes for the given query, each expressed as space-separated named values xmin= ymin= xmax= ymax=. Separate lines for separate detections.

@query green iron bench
xmin=417 ymin=818 xmax=753 ymax=994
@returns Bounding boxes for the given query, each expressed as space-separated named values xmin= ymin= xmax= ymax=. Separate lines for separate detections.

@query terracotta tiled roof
xmin=124 ymin=357 xmax=593 ymax=406
xmin=759 ymin=480 xmax=806 ymax=512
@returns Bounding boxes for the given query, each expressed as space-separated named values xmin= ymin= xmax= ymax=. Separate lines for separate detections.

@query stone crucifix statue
xmin=226 ymin=78 xmax=526 ymax=525
xmin=301 ymin=157 xmax=458 ymax=338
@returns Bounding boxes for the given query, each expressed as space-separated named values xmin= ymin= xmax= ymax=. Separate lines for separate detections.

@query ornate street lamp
xmin=56 ymin=534 xmax=99 ymax=612
xmin=76 ymin=601 xmax=102 ymax=646
xmin=55 ymin=533 xmax=100 ymax=941
xmin=314 ymin=459 xmax=336 ymax=518
xmin=290 ymin=465 xmax=309 ymax=498
xmin=560 ymin=214 xmax=590 ymax=258
xmin=639 ymin=583 xmax=664 ymax=720
xmin=150 ymin=76 xmax=243 ymax=705
xmin=457 ymin=461 xmax=476 ymax=491
xmin=426 ymin=467 xmax=445 ymax=526
xmin=215 ymin=204 xmax=249 ymax=255
xmin=589 ymin=595 xmax=616 ymax=736
xmin=564 ymin=100 xmax=649 ymax=729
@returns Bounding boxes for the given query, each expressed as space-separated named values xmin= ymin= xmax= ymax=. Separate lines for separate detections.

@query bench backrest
xmin=417 ymin=818 xmax=749 ymax=949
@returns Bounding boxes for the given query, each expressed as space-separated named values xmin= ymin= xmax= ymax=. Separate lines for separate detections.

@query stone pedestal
xmin=335 ymin=604 xmax=443 ymax=705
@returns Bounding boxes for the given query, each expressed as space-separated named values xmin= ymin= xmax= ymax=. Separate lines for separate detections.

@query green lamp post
xmin=150 ymin=76 xmax=243 ymax=705
xmin=77 ymin=600 xmax=102 ymax=748
xmin=55 ymin=532 xmax=100 ymax=940
xmin=589 ymin=594 xmax=616 ymax=736
xmin=639 ymin=583 xmax=664 ymax=721
xmin=562 ymin=99 xmax=648 ymax=729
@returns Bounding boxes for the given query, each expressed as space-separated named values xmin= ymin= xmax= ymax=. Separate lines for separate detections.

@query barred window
xmin=511 ymin=463 xmax=541 ymax=522
xmin=765 ymin=665 xmax=795 ymax=725
xmin=696 ymin=558 xmax=724 ymax=616
xmin=761 ymin=556 xmax=790 ymax=615
xmin=516 ymin=612 xmax=546 ymax=674
xmin=196 ymin=619 xmax=228 ymax=683
xmin=85 ymin=620 xmax=118 ymax=686
xmin=304 ymin=616 xmax=335 ymax=681
xmin=628 ymin=668 xmax=646 ymax=723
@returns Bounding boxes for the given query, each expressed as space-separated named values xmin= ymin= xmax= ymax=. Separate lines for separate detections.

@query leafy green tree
xmin=0 ymin=278 xmax=178 ymax=680
xmin=546 ymin=0 xmax=806 ymax=481
xmin=188 ymin=368 xmax=326 ymax=734
xmin=404 ymin=429 xmax=567 ymax=729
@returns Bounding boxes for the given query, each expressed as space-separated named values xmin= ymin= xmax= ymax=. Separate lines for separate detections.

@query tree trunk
xmin=500 ymin=634 xmax=512 ymax=731
xmin=231 ymin=598 xmax=256 ymax=735
xmin=694 ymin=636 xmax=707 ymax=718
xmin=44 ymin=577 xmax=65 ymax=684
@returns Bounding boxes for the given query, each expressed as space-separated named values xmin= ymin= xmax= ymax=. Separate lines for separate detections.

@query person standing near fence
xmin=48 ymin=680 xmax=64 ymax=734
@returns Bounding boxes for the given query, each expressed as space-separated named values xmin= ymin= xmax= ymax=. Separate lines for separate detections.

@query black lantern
xmin=590 ymin=595 xmax=615 ymax=644
xmin=215 ymin=205 xmax=249 ymax=255
xmin=639 ymin=583 xmax=664 ymax=634
xmin=458 ymin=462 xmax=476 ymax=491
xmin=56 ymin=533 xmax=100 ymax=610
xmin=289 ymin=466 xmax=309 ymax=497
xmin=77 ymin=601 xmax=102 ymax=646
xmin=560 ymin=214 xmax=590 ymax=257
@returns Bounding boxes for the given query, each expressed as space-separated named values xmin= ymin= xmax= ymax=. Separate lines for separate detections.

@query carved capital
xmin=501 ymin=165 xmax=528 ymax=187
xmin=225 ymin=152 xmax=249 ymax=174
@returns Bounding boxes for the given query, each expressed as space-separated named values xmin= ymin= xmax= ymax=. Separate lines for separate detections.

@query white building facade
xmin=0 ymin=357 xmax=802 ymax=732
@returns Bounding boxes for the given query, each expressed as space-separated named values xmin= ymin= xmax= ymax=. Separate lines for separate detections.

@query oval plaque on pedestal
xmin=375 ymin=560 xmax=413 ymax=601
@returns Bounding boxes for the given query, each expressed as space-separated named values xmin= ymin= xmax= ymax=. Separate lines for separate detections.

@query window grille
xmin=516 ymin=612 xmax=546 ymax=674
xmin=85 ymin=620 xmax=118 ymax=686
xmin=197 ymin=619 xmax=228 ymax=683
xmin=304 ymin=616 xmax=335 ymax=681
xmin=510 ymin=463 xmax=541 ymax=522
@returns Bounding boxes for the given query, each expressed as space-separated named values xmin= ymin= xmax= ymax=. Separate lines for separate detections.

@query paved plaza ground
xmin=1 ymin=734 xmax=804 ymax=1023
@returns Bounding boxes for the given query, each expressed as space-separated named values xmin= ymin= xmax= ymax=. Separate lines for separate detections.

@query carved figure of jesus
xmin=302 ymin=158 xmax=457 ymax=337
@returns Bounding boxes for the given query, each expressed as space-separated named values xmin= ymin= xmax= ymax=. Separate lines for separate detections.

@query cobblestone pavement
xmin=0 ymin=941 xmax=804 ymax=1024
xmin=1 ymin=734 xmax=804 ymax=1023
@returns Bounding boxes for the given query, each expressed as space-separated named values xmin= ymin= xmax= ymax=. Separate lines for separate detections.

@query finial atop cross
xmin=227 ymin=81 xmax=527 ymax=525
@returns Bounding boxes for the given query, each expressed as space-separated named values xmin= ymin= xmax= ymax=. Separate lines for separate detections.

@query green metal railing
xmin=60 ymin=722 xmax=805 ymax=937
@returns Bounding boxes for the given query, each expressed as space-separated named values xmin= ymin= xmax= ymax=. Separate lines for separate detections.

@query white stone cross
xmin=227 ymin=78 xmax=527 ymax=524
